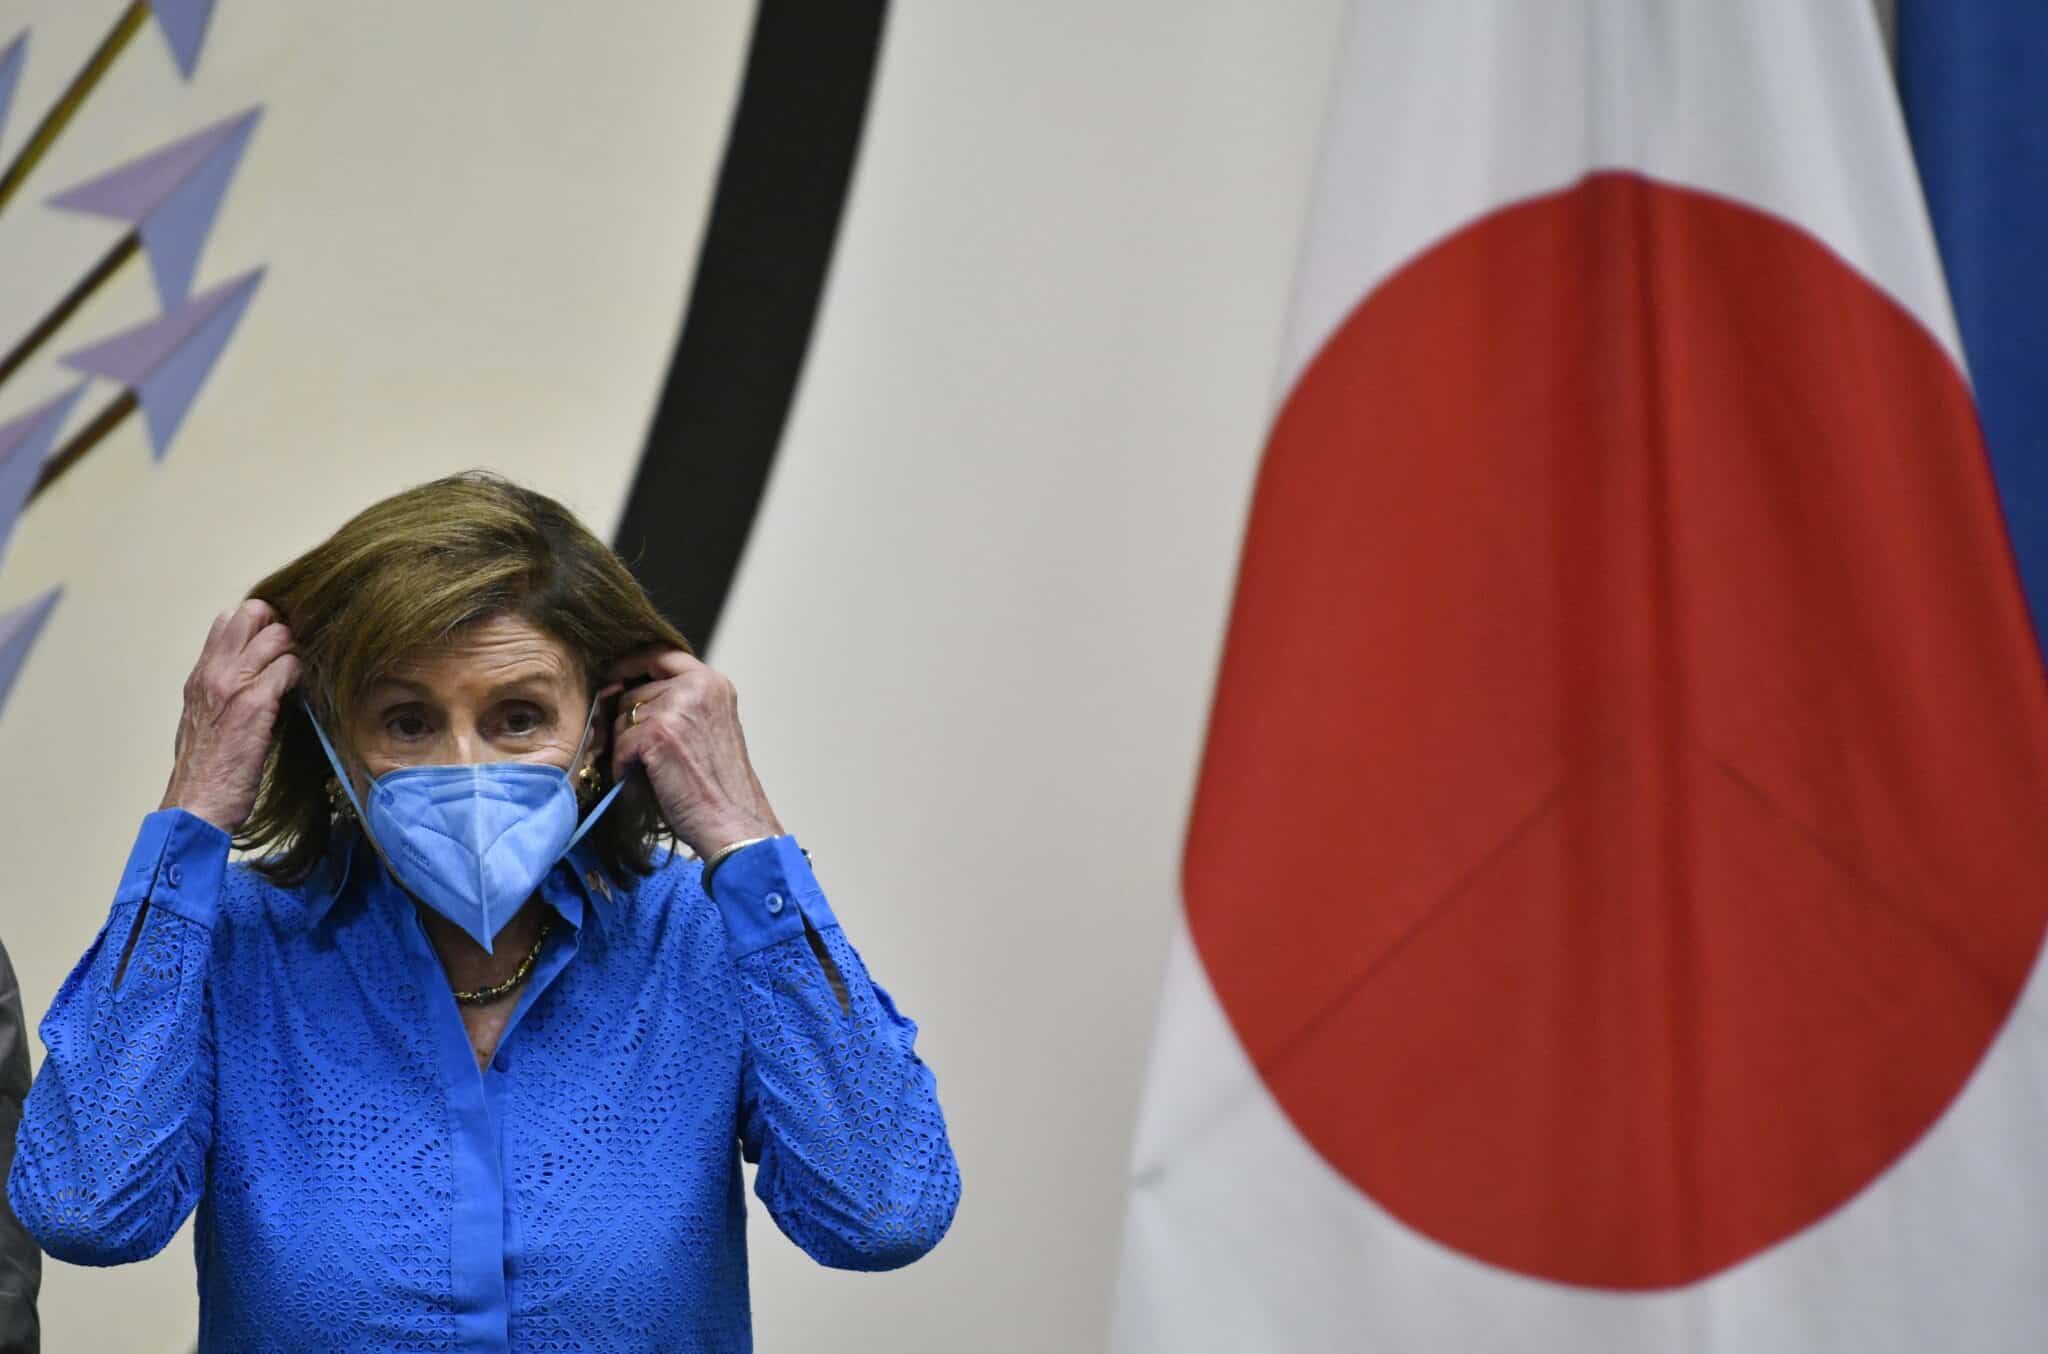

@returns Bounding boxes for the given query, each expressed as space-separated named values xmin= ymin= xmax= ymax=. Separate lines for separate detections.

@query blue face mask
xmin=304 ymin=696 xmax=623 ymax=952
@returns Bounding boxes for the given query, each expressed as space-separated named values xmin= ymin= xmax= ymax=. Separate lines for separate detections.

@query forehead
xmin=375 ymin=614 xmax=580 ymax=693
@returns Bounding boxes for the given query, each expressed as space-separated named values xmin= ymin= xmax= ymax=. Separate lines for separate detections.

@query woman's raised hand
xmin=607 ymin=648 xmax=783 ymax=860
xmin=159 ymin=599 xmax=301 ymax=832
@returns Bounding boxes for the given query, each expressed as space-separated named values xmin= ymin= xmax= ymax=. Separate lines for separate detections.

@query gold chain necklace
xmin=451 ymin=917 xmax=551 ymax=1006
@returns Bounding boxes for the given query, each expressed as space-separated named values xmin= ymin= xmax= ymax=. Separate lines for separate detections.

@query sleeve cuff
xmin=114 ymin=808 xmax=231 ymax=928
xmin=706 ymin=835 xmax=838 ymax=959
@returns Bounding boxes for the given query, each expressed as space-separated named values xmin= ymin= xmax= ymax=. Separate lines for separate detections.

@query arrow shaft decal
xmin=0 ymin=231 xmax=138 ymax=393
xmin=27 ymin=389 xmax=135 ymax=505
xmin=0 ymin=1 xmax=148 ymax=219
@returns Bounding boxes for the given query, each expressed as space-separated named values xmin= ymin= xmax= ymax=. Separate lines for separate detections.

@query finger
xmin=601 ymin=647 xmax=658 ymax=683
xmin=206 ymin=604 xmax=280 ymax=692
xmin=613 ymin=675 xmax=669 ymax=721
xmin=252 ymin=652 xmax=302 ymax=703
xmin=195 ymin=608 xmax=236 ymax=667
xmin=612 ymin=709 xmax=686 ymax=762
xmin=612 ymin=698 xmax=645 ymax=751
xmin=609 ymin=721 xmax=650 ymax=778
xmin=604 ymin=646 xmax=698 ymax=685
xmin=611 ymin=677 xmax=689 ymax=745
xmin=220 ymin=598 xmax=275 ymax=652
xmin=238 ymin=622 xmax=293 ymax=677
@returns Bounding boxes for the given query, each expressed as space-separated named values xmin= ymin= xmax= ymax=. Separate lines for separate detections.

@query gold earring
xmin=325 ymin=777 xmax=355 ymax=820
xmin=577 ymin=764 xmax=602 ymax=799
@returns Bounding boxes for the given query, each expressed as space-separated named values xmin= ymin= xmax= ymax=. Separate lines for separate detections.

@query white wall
xmin=0 ymin=2 xmax=1345 ymax=1350
xmin=720 ymin=5 xmax=1344 ymax=1347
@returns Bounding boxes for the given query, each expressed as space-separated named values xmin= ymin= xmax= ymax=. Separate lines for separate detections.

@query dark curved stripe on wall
xmin=612 ymin=0 xmax=890 ymax=654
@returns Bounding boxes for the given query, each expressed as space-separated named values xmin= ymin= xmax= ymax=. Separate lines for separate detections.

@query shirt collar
xmin=299 ymin=824 xmax=362 ymax=930
xmin=299 ymin=825 xmax=622 ymax=938
xmin=552 ymin=838 xmax=623 ymax=939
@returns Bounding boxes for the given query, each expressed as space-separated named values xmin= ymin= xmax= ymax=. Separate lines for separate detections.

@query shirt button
xmin=164 ymin=863 xmax=183 ymax=888
xmin=765 ymin=892 xmax=785 ymax=915
xmin=492 ymin=1053 xmax=510 ymax=1074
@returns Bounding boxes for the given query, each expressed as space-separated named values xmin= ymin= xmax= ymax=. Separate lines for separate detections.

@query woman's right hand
xmin=158 ymin=599 xmax=301 ymax=833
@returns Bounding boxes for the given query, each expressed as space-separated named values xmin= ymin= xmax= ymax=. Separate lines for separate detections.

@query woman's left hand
xmin=607 ymin=647 xmax=785 ymax=859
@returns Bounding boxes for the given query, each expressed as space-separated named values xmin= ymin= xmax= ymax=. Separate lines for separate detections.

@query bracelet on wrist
xmin=699 ymin=834 xmax=815 ymax=899
xmin=701 ymin=835 xmax=774 ymax=898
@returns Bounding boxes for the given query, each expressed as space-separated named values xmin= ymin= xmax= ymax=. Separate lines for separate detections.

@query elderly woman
xmin=7 ymin=473 xmax=959 ymax=1351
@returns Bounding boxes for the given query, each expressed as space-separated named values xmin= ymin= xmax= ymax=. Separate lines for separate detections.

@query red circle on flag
xmin=1185 ymin=172 xmax=2048 ymax=1290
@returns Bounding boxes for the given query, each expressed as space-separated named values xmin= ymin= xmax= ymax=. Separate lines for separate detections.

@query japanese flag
xmin=1111 ymin=3 xmax=2048 ymax=1351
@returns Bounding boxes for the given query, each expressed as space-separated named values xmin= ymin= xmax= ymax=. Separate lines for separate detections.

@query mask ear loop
xmin=564 ymin=693 xmax=626 ymax=854
xmin=567 ymin=692 xmax=605 ymax=782
xmin=301 ymin=697 xmax=406 ymax=889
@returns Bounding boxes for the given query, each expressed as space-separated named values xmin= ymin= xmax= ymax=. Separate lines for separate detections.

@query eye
xmin=383 ymin=708 xmax=432 ymax=740
xmin=499 ymin=703 xmax=545 ymax=736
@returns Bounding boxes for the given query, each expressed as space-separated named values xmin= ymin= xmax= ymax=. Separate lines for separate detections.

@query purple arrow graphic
xmin=61 ymin=267 xmax=263 ymax=459
xmin=0 ymin=585 xmax=61 ymax=721
xmin=49 ymin=108 xmax=261 ymax=308
xmin=0 ymin=384 xmax=85 ymax=566
xmin=148 ymin=0 xmax=217 ymax=80
xmin=0 ymin=33 xmax=25 ymax=144
xmin=0 ymin=2 xmax=221 ymax=219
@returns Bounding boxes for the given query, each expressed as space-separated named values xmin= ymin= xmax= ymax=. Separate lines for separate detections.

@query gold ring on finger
xmin=630 ymin=700 xmax=645 ymax=726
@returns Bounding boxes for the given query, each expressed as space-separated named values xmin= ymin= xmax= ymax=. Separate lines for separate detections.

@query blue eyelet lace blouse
xmin=8 ymin=809 xmax=960 ymax=1352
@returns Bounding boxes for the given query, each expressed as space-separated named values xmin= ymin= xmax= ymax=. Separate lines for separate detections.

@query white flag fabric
xmin=1111 ymin=3 xmax=2048 ymax=1351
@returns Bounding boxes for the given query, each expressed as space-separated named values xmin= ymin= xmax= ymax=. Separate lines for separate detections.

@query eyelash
xmin=381 ymin=705 xmax=547 ymax=739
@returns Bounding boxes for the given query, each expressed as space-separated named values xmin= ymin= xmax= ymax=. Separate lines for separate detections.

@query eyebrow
xmin=482 ymin=675 xmax=562 ymax=703
xmin=364 ymin=671 xmax=567 ymax=703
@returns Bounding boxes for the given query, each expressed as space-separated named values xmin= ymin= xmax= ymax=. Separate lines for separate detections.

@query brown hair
xmin=242 ymin=470 xmax=693 ymax=885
